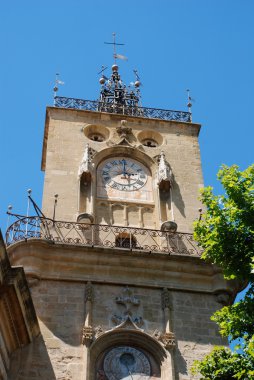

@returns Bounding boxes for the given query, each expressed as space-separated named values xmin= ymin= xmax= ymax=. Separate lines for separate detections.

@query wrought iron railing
xmin=54 ymin=96 xmax=192 ymax=123
xmin=6 ymin=216 xmax=201 ymax=257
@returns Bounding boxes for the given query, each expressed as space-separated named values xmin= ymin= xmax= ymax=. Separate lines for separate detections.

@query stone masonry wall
xmin=172 ymin=291 xmax=227 ymax=379
xmin=42 ymin=109 xmax=203 ymax=233
xmin=8 ymin=279 xmax=225 ymax=380
xmin=8 ymin=281 xmax=85 ymax=380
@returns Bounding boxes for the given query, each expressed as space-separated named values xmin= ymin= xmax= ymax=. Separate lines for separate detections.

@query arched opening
xmin=115 ymin=232 xmax=137 ymax=249
xmin=89 ymin=330 xmax=168 ymax=380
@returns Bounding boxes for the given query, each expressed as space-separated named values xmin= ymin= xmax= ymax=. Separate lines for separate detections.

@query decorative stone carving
xmin=114 ymin=315 xmax=144 ymax=331
xmin=78 ymin=143 xmax=91 ymax=177
xmin=161 ymin=288 xmax=171 ymax=310
xmin=115 ymin=286 xmax=140 ymax=310
xmin=94 ymin=325 xmax=104 ymax=339
xmin=111 ymin=287 xmax=144 ymax=328
xmin=116 ymin=120 xmax=132 ymax=138
xmin=78 ymin=144 xmax=96 ymax=178
xmin=157 ymin=151 xmax=172 ymax=191
xmin=85 ymin=281 xmax=93 ymax=303
xmin=160 ymin=332 xmax=176 ymax=349
xmin=82 ymin=325 xmax=93 ymax=345
xmin=112 ymin=314 xmax=144 ymax=328
xmin=152 ymin=329 xmax=162 ymax=340
xmin=115 ymin=120 xmax=133 ymax=145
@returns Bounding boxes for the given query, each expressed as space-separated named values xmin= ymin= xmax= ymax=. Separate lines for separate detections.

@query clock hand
xmin=125 ymin=364 xmax=134 ymax=380
xmin=121 ymin=159 xmax=127 ymax=177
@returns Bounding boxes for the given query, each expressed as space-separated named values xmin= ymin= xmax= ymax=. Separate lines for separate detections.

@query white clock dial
xmin=101 ymin=158 xmax=147 ymax=191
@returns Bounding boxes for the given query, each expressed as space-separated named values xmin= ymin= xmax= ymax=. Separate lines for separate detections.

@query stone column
xmin=83 ymin=282 xmax=94 ymax=380
xmin=161 ymin=288 xmax=176 ymax=380
xmin=162 ymin=287 xmax=173 ymax=333
xmin=82 ymin=282 xmax=93 ymax=346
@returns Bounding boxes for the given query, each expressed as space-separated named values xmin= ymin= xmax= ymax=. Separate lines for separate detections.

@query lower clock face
xmin=103 ymin=346 xmax=151 ymax=380
xmin=101 ymin=158 xmax=148 ymax=191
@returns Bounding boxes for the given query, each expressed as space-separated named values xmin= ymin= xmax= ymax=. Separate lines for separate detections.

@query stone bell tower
xmin=6 ymin=52 xmax=239 ymax=380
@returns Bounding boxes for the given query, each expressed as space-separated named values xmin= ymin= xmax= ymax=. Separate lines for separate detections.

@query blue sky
xmin=1 ymin=0 xmax=254 ymax=231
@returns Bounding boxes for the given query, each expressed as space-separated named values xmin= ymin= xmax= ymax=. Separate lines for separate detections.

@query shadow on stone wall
xmin=173 ymin=347 xmax=188 ymax=380
xmin=8 ymin=335 xmax=56 ymax=380
xmin=172 ymin=175 xmax=186 ymax=218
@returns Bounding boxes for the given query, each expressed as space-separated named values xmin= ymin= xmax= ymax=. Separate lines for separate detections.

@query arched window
xmin=115 ymin=232 xmax=137 ymax=249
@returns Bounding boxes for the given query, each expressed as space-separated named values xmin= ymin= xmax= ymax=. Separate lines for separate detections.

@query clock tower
xmin=6 ymin=57 xmax=239 ymax=380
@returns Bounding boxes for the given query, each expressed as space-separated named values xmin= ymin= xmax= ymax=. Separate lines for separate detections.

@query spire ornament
xmin=157 ymin=151 xmax=172 ymax=191
xmin=98 ymin=34 xmax=142 ymax=116
xmin=78 ymin=143 xmax=92 ymax=178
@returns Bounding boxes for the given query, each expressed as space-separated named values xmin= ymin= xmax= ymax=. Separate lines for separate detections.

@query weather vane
xmin=98 ymin=33 xmax=141 ymax=113
xmin=53 ymin=73 xmax=64 ymax=105
xmin=104 ymin=32 xmax=128 ymax=63
xmin=186 ymin=89 xmax=193 ymax=121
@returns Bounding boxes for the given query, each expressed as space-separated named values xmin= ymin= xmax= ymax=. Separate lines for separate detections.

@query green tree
xmin=191 ymin=164 xmax=254 ymax=380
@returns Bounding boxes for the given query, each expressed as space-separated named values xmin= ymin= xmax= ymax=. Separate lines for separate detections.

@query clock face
xmin=97 ymin=157 xmax=153 ymax=203
xmin=103 ymin=346 xmax=151 ymax=380
xmin=101 ymin=158 xmax=147 ymax=191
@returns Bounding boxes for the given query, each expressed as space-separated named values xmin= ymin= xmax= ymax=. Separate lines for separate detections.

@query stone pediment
xmin=113 ymin=315 xmax=144 ymax=332
xmin=116 ymin=137 xmax=133 ymax=146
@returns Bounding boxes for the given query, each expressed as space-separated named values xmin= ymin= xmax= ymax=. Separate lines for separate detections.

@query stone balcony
xmin=6 ymin=215 xmax=201 ymax=257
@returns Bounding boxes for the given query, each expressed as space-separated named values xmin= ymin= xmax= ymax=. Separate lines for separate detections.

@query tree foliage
xmin=191 ymin=165 xmax=254 ymax=379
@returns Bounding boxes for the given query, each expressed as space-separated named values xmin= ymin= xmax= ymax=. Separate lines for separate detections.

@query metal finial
xmin=187 ymin=88 xmax=193 ymax=116
xmin=99 ymin=35 xmax=139 ymax=112
xmin=104 ymin=33 xmax=127 ymax=64
xmin=133 ymin=69 xmax=142 ymax=88
xmin=53 ymin=73 xmax=64 ymax=105
xmin=27 ymin=188 xmax=32 ymax=195
xmin=98 ymin=65 xmax=108 ymax=85
xmin=98 ymin=65 xmax=108 ymax=75
xmin=6 ymin=205 xmax=13 ymax=232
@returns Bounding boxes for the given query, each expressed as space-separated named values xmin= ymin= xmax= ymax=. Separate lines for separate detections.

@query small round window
xmin=88 ymin=133 xmax=105 ymax=142
xmin=137 ymin=130 xmax=163 ymax=147
xmin=141 ymin=138 xmax=158 ymax=147
xmin=83 ymin=124 xmax=110 ymax=142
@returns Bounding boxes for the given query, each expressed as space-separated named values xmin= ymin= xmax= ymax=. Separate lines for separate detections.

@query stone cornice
xmin=7 ymin=239 xmax=240 ymax=300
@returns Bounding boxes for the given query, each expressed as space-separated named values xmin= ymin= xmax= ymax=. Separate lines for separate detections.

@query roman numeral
xmin=111 ymin=182 xmax=118 ymax=189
